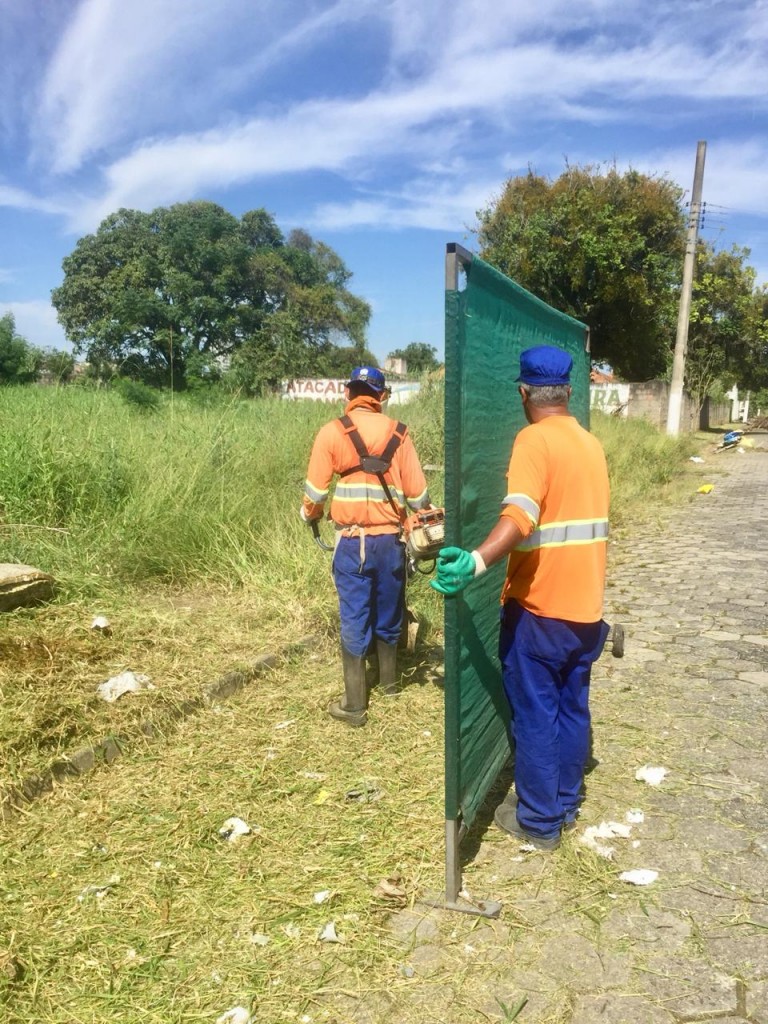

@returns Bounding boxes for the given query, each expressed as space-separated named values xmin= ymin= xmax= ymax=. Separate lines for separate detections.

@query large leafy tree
xmin=0 ymin=312 xmax=41 ymax=384
xmin=477 ymin=165 xmax=686 ymax=380
xmin=52 ymin=202 xmax=370 ymax=389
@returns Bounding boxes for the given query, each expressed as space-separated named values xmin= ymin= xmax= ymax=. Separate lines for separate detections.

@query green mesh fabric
xmin=444 ymin=254 xmax=590 ymax=827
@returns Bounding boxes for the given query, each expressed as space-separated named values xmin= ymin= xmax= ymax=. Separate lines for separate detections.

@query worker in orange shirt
xmin=432 ymin=346 xmax=610 ymax=850
xmin=302 ymin=366 xmax=431 ymax=727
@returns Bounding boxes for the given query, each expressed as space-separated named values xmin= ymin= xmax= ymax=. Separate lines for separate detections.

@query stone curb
xmin=0 ymin=636 xmax=315 ymax=824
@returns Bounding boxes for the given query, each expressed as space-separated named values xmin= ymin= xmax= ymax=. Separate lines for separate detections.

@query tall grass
xmin=0 ymin=385 xmax=692 ymax=599
xmin=591 ymin=410 xmax=696 ymax=532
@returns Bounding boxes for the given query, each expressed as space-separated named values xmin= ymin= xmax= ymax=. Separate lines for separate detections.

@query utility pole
xmin=666 ymin=140 xmax=707 ymax=436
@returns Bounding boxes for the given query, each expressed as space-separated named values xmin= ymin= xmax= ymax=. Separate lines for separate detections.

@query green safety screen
xmin=444 ymin=254 xmax=590 ymax=828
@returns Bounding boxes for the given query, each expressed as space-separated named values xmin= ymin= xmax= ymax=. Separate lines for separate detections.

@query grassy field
xmin=0 ymin=383 xmax=710 ymax=1023
xmin=0 ymin=385 xmax=697 ymax=786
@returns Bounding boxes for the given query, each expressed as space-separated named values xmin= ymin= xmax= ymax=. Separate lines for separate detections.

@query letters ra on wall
xmin=590 ymin=383 xmax=630 ymax=417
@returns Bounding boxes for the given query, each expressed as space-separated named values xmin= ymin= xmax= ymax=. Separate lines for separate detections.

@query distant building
xmin=384 ymin=356 xmax=407 ymax=377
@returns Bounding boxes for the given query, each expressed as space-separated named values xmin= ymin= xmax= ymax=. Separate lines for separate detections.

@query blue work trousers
xmin=332 ymin=533 xmax=405 ymax=657
xmin=499 ymin=601 xmax=609 ymax=839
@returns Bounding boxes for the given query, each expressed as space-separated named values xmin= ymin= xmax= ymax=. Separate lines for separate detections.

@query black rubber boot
xmin=376 ymin=639 xmax=400 ymax=697
xmin=328 ymin=647 xmax=368 ymax=726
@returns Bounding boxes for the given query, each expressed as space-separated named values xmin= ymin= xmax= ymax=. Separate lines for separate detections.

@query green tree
xmin=477 ymin=165 xmax=686 ymax=380
xmin=52 ymin=202 xmax=370 ymax=391
xmin=0 ymin=312 xmax=41 ymax=384
xmin=386 ymin=342 xmax=441 ymax=374
xmin=42 ymin=348 xmax=76 ymax=383
xmin=686 ymin=243 xmax=764 ymax=410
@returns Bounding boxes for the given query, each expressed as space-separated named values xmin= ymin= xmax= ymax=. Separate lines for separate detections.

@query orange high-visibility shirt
xmin=303 ymin=395 xmax=431 ymax=536
xmin=499 ymin=415 xmax=609 ymax=623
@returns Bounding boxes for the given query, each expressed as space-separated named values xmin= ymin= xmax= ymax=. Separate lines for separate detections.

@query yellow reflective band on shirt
xmin=513 ymin=517 xmax=609 ymax=552
xmin=334 ymin=481 xmax=405 ymax=505
xmin=304 ymin=479 xmax=329 ymax=502
xmin=502 ymin=493 xmax=540 ymax=525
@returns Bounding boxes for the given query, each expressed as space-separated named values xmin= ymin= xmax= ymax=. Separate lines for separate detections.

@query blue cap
xmin=346 ymin=365 xmax=386 ymax=392
xmin=515 ymin=346 xmax=572 ymax=386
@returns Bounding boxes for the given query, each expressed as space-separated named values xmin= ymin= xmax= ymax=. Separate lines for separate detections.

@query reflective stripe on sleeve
xmin=502 ymin=493 xmax=540 ymax=525
xmin=407 ymin=488 xmax=431 ymax=510
xmin=514 ymin=518 xmax=609 ymax=552
xmin=304 ymin=479 xmax=329 ymax=502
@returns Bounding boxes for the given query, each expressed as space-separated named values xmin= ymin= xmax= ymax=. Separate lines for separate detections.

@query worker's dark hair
xmin=520 ymin=384 xmax=571 ymax=407
xmin=347 ymin=381 xmax=383 ymax=400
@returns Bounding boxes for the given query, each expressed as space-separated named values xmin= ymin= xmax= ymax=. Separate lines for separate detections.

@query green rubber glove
xmin=430 ymin=546 xmax=477 ymax=596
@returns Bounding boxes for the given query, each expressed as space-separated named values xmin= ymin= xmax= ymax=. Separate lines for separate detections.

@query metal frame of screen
xmin=427 ymin=243 xmax=590 ymax=918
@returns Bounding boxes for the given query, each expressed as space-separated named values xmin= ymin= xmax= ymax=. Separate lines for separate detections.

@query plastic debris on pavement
xmin=218 ymin=817 xmax=253 ymax=842
xmin=626 ymin=809 xmax=645 ymax=824
xmin=579 ymin=821 xmax=633 ymax=860
xmin=697 ymin=484 xmax=714 ymax=494
xmin=635 ymin=765 xmax=668 ymax=786
xmin=216 ymin=1008 xmax=255 ymax=1024
xmin=77 ymin=873 xmax=121 ymax=902
xmin=97 ymin=670 xmax=154 ymax=702
xmin=318 ymin=921 xmax=343 ymax=943
xmin=619 ymin=869 xmax=659 ymax=886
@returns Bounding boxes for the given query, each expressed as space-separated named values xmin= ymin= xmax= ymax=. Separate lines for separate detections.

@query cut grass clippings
xmin=0 ymin=642 xmax=666 ymax=1024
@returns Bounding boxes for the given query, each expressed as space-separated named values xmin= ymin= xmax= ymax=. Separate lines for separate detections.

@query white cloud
xmin=308 ymin=176 xmax=507 ymax=232
xmin=36 ymin=0 xmax=246 ymax=172
xmin=34 ymin=0 xmax=379 ymax=174
xmin=1 ymin=299 xmax=69 ymax=351
xmin=0 ymin=182 xmax=68 ymax=216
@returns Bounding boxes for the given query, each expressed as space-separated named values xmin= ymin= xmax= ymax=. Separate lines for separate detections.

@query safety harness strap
xmin=337 ymin=415 xmax=408 ymax=520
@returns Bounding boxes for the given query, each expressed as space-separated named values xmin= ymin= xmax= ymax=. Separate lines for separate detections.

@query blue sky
xmin=1 ymin=0 xmax=767 ymax=363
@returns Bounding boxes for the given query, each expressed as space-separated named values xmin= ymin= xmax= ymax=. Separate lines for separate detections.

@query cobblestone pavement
xmin=387 ymin=450 xmax=768 ymax=1024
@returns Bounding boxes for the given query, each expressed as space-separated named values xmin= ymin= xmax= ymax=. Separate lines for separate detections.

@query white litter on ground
xmin=318 ymin=922 xmax=343 ymax=943
xmin=635 ymin=765 xmax=668 ymax=786
xmin=97 ymin=670 xmax=154 ymax=702
xmin=619 ymin=869 xmax=659 ymax=886
xmin=689 ymin=456 xmax=705 ymax=463
xmin=218 ymin=817 xmax=252 ymax=842
xmin=626 ymin=809 xmax=645 ymax=824
xmin=249 ymin=933 xmax=270 ymax=947
xmin=579 ymin=821 xmax=633 ymax=859
xmin=313 ymin=890 xmax=331 ymax=904
xmin=274 ymin=719 xmax=296 ymax=730
xmin=91 ymin=615 xmax=111 ymax=631
xmin=302 ymin=772 xmax=325 ymax=780
xmin=216 ymin=1008 xmax=254 ymax=1024
xmin=77 ymin=873 xmax=121 ymax=902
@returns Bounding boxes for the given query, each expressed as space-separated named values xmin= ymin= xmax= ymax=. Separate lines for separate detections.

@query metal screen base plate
xmin=419 ymin=891 xmax=502 ymax=918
